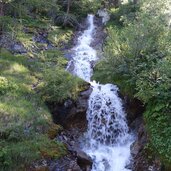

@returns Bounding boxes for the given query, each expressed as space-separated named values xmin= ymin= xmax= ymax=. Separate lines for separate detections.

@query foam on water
xmin=68 ymin=14 xmax=133 ymax=171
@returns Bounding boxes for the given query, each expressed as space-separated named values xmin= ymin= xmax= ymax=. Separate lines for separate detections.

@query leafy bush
xmin=57 ymin=0 xmax=102 ymax=19
xmin=48 ymin=27 xmax=74 ymax=47
xmin=41 ymin=68 xmax=85 ymax=103
xmin=145 ymin=101 xmax=171 ymax=165
xmin=109 ymin=2 xmax=139 ymax=26
xmin=93 ymin=0 xmax=171 ymax=166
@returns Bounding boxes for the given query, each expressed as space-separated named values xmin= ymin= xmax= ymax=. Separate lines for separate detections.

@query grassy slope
xmin=0 ymin=17 xmax=74 ymax=170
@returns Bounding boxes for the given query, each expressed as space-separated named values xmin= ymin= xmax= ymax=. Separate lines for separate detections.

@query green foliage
xmin=73 ymin=0 xmax=102 ymax=18
xmin=0 ymin=16 xmax=16 ymax=34
xmin=135 ymin=59 xmax=171 ymax=103
xmin=109 ymin=2 xmax=139 ymax=27
xmin=0 ymin=77 xmax=18 ymax=95
xmin=93 ymin=0 xmax=171 ymax=166
xmin=41 ymin=68 xmax=85 ymax=103
xmin=24 ymin=0 xmax=59 ymax=15
xmin=58 ymin=0 xmax=102 ymax=18
xmin=144 ymin=101 xmax=171 ymax=165
xmin=54 ymin=12 xmax=78 ymax=28
xmin=0 ymin=136 xmax=66 ymax=171
xmin=3 ymin=0 xmax=59 ymax=17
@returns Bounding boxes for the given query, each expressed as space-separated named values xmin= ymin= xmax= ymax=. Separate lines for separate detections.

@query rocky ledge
xmin=124 ymin=97 xmax=163 ymax=171
xmin=46 ymin=83 xmax=93 ymax=171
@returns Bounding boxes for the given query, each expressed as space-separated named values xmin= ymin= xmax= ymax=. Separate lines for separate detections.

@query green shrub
xmin=48 ymin=26 xmax=74 ymax=47
xmin=109 ymin=2 xmax=139 ymax=27
xmin=93 ymin=0 xmax=171 ymax=166
xmin=41 ymin=68 xmax=85 ymax=103
xmin=54 ymin=13 xmax=78 ymax=28
xmin=145 ymin=101 xmax=171 ymax=165
xmin=0 ymin=135 xmax=66 ymax=171
xmin=0 ymin=77 xmax=18 ymax=95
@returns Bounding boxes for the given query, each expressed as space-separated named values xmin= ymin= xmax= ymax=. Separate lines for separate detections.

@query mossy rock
xmin=47 ymin=124 xmax=63 ymax=139
xmin=40 ymin=141 xmax=67 ymax=159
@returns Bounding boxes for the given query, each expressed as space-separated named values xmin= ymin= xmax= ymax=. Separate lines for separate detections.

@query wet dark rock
xmin=67 ymin=60 xmax=75 ymax=73
xmin=48 ymin=147 xmax=92 ymax=171
xmin=65 ymin=51 xmax=74 ymax=60
xmin=30 ymin=159 xmax=49 ymax=171
xmin=12 ymin=43 xmax=27 ymax=53
xmin=76 ymin=150 xmax=93 ymax=169
xmin=49 ymin=85 xmax=92 ymax=129
xmin=33 ymin=31 xmax=48 ymax=44
xmin=91 ymin=17 xmax=107 ymax=51
xmin=131 ymin=118 xmax=162 ymax=171
xmin=124 ymin=97 xmax=145 ymax=126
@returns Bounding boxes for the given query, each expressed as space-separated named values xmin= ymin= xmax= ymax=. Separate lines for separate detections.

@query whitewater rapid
xmin=67 ymin=14 xmax=133 ymax=171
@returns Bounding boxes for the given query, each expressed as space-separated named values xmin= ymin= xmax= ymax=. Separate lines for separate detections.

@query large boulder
xmin=76 ymin=150 xmax=92 ymax=171
xmin=12 ymin=43 xmax=27 ymax=53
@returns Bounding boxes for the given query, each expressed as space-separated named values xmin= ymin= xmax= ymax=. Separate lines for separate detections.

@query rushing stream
xmin=67 ymin=14 xmax=133 ymax=171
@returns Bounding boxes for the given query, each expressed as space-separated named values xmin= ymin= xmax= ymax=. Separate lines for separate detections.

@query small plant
xmin=0 ymin=77 xmax=18 ymax=95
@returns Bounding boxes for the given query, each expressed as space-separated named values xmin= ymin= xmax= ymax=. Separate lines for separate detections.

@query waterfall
xmin=67 ymin=14 xmax=133 ymax=171
xmin=84 ymin=82 xmax=133 ymax=171
xmin=67 ymin=14 xmax=96 ymax=82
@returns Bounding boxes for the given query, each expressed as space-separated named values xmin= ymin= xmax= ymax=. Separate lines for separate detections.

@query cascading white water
xmin=84 ymin=82 xmax=133 ymax=171
xmin=68 ymin=14 xmax=133 ymax=171
xmin=67 ymin=15 xmax=96 ymax=82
